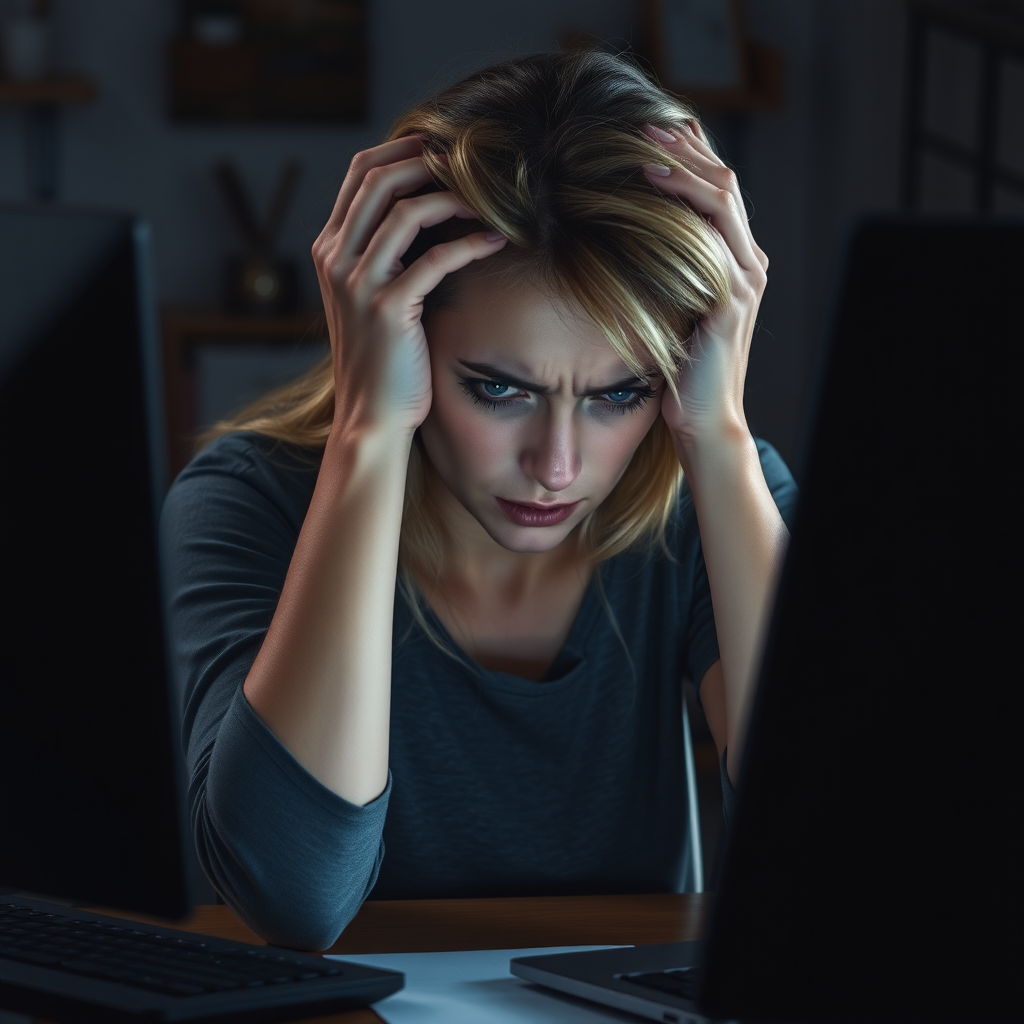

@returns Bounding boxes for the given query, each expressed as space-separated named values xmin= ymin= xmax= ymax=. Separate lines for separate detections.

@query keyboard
xmin=0 ymin=896 xmax=403 ymax=1023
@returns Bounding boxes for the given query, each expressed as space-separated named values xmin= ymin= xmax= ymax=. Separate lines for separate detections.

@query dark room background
xmin=2 ymin=0 xmax=1021 ymax=901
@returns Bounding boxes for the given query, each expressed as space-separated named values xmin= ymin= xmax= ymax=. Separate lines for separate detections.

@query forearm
xmin=674 ymin=424 xmax=789 ymax=781
xmin=242 ymin=423 xmax=412 ymax=806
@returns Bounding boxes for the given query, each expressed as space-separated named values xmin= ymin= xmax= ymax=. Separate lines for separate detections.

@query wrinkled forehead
xmin=429 ymin=272 xmax=634 ymax=371
xmin=428 ymin=258 xmax=654 ymax=378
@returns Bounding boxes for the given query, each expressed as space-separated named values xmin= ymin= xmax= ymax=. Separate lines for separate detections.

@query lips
xmin=495 ymin=497 xmax=581 ymax=527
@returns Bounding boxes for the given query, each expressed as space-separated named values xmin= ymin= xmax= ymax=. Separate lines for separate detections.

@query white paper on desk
xmin=327 ymin=945 xmax=644 ymax=1023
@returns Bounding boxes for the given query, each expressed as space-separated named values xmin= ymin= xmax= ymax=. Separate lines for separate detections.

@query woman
xmin=161 ymin=48 xmax=797 ymax=951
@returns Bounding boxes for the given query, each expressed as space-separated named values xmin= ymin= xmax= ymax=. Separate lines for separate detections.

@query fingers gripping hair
xmin=386 ymin=49 xmax=732 ymax=404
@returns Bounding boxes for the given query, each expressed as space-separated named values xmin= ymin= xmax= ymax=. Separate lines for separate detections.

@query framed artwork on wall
xmin=647 ymin=0 xmax=750 ymax=100
xmin=644 ymin=0 xmax=787 ymax=113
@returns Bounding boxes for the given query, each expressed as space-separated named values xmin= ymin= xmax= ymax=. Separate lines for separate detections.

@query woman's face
xmin=419 ymin=273 xmax=665 ymax=558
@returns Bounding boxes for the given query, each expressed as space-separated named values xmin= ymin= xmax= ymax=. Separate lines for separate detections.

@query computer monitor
xmin=0 ymin=205 xmax=200 ymax=919
xmin=699 ymin=215 xmax=1023 ymax=1020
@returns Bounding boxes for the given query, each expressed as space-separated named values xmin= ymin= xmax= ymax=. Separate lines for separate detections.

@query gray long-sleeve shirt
xmin=159 ymin=431 xmax=797 ymax=950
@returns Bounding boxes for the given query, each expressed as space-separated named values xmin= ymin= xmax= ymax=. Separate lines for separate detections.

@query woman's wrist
xmin=670 ymin=415 xmax=755 ymax=480
xmin=327 ymin=415 xmax=416 ymax=468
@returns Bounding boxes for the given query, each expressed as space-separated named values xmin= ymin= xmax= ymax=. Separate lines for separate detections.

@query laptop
xmin=511 ymin=216 xmax=1023 ymax=1022
xmin=0 ymin=205 xmax=403 ymax=1021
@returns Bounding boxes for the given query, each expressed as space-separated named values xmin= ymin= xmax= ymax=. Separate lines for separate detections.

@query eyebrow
xmin=456 ymin=360 xmax=662 ymax=398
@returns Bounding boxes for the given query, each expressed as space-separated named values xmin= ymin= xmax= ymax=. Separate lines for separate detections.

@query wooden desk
xmin=90 ymin=894 xmax=711 ymax=1024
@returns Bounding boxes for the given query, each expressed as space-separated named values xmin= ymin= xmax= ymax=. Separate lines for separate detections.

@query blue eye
xmin=459 ymin=378 xmax=524 ymax=410
xmin=458 ymin=377 xmax=658 ymax=416
xmin=596 ymin=388 xmax=657 ymax=414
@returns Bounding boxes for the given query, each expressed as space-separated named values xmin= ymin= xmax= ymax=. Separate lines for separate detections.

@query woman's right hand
xmin=313 ymin=135 xmax=507 ymax=438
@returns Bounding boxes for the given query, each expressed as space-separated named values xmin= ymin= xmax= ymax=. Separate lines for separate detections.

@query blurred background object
xmin=643 ymin=0 xmax=784 ymax=110
xmin=656 ymin=0 xmax=747 ymax=92
xmin=0 ymin=0 xmax=96 ymax=200
xmin=215 ymin=156 xmax=303 ymax=313
xmin=168 ymin=0 xmax=368 ymax=121
xmin=901 ymin=0 xmax=1024 ymax=212
xmin=161 ymin=307 xmax=326 ymax=479
xmin=2 ymin=0 xmax=52 ymax=82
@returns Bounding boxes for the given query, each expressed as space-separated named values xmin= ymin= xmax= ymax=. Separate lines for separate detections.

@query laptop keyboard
xmin=0 ymin=902 xmax=343 ymax=997
xmin=619 ymin=965 xmax=702 ymax=1000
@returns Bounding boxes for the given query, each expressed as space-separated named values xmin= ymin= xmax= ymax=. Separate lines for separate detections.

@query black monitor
xmin=699 ymin=216 xmax=1023 ymax=1021
xmin=0 ymin=205 xmax=200 ymax=920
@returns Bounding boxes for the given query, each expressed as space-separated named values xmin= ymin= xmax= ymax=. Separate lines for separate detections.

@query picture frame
xmin=647 ymin=0 xmax=749 ymax=97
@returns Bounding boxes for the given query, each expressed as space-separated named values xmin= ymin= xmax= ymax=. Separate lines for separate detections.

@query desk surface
xmin=88 ymin=894 xmax=711 ymax=1024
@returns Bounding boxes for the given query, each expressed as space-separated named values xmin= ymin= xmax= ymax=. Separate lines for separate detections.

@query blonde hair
xmin=197 ymin=49 xmax=731 ymax=668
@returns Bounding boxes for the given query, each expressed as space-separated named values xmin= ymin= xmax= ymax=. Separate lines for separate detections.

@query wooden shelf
xmin=0 ymin=74 xmax=96 ymax=104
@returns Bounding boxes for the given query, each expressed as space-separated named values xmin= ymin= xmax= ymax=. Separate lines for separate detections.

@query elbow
xmin=226 ymin=889 xmax=364 ymax=953
xmin=187 ymin=687 xmax=391 ymax=950
xmin=193 ymin=809 xmax=380 ymax=951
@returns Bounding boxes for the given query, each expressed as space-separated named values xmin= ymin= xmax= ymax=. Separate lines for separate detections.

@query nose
xmin=519 ymin=406 xmax=582 ymax=494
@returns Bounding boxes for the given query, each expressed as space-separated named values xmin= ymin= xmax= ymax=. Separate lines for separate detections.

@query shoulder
xmin=162 ymin=431 xmax=322 ymax=542
xmin=174 ymin=431 xmax=322 ymax=489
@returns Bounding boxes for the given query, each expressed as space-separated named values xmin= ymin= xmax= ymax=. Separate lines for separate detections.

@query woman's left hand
xmin=642 ymin=122 xmax=769 ymax=447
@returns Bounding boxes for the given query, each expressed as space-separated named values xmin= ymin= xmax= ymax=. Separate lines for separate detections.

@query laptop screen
xmin=699 ymin=216 xmax=1022 ymax=1021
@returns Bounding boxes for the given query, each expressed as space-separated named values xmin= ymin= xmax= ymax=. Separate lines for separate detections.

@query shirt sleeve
xmin=159 ymin=437 xmax=389 ymax=950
